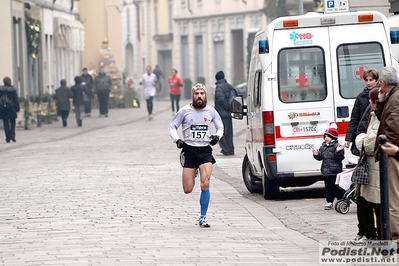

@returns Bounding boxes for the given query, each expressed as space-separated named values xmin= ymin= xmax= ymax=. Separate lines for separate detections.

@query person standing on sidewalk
xmin=0 ymin=77 xmax=20 ymax=143
xmin=94 ymin=66 xmax=112 ymax=117
xmin=312 ymin=127 xmax=345 ymax=210
xmin=344 ymin=69 xmax=379 ymax=154
xmin=169 ymin=83 xmax=224 ymax=227
xmin=344 ymin=68 xmax=379 ymax=241
xmin=214 ymin=70 xmax=235 ymax=156
xmin=374 ymin=65 xmax=399 ymax=241
xmin=81 ymin=67 xmax=94 ymax=117
xmin=354 ymin=87 xmax=380 ymax=240
xmin=55 ymin=79 xmax=73 ymax=127
xmin=139 ymin=66 xmax=157 ymax=120
xmin=168 ymin=69 xmax=183 ymax=116
xmin=71 ymin=76 xmax=87 ymax=127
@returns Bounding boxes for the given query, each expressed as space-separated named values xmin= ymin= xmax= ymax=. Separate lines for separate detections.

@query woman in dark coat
xmin=70 ymin=76 xmax=87 ymax=127
xmin=55 ymin=79 xmax=73 ymax=127
xmin=0 ymin=77 xmax=20 ymax=142
xmin=345 ymin=69 xmax=379 ymax=153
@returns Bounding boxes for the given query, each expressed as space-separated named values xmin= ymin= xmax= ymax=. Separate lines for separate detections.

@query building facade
xmin=0 ymin=0 xmax=84 ymax=97
xmin=173 ymin=0 xmax=267 ymax=96
xmin=2 ymin=0 xmax=392 ymax=100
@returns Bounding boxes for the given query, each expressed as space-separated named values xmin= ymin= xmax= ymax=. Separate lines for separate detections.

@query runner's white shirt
xmin=169 ymin=104 xmax=224 ymax=147
xmin=139 ymin=73 xmax=157 ymax=99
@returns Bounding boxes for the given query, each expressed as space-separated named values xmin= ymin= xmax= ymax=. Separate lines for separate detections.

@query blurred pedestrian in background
xmin=94 ymin=66 xmax=112 ymax=117
xmin=81 ymin=67 xmax=94 ymax=117
xmin=55 ymin=79 xmax=72 ymax=127
xmin=153 ymin=65 xmax=164 ymax=95
xmin=0 ymin=77 xmax=20 ymax=142
xmin=214 ymin=71 xmax=235 ymax=156
xmin=140 ymin=66 xmax=157 ymax=120
xmin=71 ymin=76 xmax=88 ymax=127
xmin=168 ymin=69 xmax=183 ymax=116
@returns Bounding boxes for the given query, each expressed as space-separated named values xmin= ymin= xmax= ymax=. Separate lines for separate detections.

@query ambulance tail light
xmin=262 ymin=111 xmax=275 ymax=146
xmin=259 ymin=39 xmax=269 ymax=54
xmin=390 ymin=30 xmax=399 ymax=44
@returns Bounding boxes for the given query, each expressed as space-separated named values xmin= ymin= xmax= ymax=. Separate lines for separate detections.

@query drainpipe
xmin=188 ymin=0 xmax=192 ymax=14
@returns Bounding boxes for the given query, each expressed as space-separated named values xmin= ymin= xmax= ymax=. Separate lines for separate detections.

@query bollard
xmin=378 ymin=135 xmax=390 ymax=240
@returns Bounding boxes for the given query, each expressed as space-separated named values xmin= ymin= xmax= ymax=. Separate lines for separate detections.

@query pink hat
xmin=324 ymin=127 xmax=338 ymax=139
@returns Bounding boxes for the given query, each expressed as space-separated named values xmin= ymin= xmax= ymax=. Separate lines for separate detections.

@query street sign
xmin=324 ymin=0 xmax=349 ymax=13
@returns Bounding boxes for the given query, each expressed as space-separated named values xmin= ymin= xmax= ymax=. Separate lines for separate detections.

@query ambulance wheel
xmin=242 ymin=155 xmax=262 ymax=193
xmin=262 ymin=173 xmax=280 ymax=200
xmin=338 ymin=201 xmax=349 ymax=214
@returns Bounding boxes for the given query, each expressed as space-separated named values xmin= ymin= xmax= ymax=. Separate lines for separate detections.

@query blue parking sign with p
xmin=327 ymin=0 xmax=335 ymax=8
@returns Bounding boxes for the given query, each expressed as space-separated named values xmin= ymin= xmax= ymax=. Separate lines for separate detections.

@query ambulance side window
xmin=254 ymin=70 xmax=262 ymax=107
xmin=278 ymin=47 xmax=326 ymax=103
xmin=337 ymin=42 xmax=385 ymax=99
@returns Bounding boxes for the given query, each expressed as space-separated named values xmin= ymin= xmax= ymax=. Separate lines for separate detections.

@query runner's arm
xmin=169 ymin=111 xmax=185 ymax=143
xmin=213 ymin=109 xmax=224 ymax=139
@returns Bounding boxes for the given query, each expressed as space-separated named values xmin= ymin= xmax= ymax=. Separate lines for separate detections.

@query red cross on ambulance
xmin=294 ymin=73 xmax=309 ymax=87
xmin=354 ymin=65 xmax=368 ymax=80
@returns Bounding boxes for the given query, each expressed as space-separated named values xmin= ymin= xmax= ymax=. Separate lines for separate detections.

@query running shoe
xmin=199 ymin=216 xmax=210 ymax=228
xmin=354 ymin=235 xmax=364 ymax=241
xmin=324 ymin=202 xmax=333 ymax=210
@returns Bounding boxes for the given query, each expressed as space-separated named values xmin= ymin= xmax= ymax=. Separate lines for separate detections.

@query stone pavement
xmin=0 ymin=98 xmax=386 ymax=265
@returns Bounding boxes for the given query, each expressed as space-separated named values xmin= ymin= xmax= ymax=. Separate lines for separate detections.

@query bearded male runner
xmin=169 ymin=83 xmax=224 ymax=227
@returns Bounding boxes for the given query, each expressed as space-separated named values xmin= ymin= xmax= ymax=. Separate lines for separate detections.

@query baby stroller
xmin=334 ymin=162 xmax=358 ymax=214
xmin=335 ymin=183 xmax=357 ymax=214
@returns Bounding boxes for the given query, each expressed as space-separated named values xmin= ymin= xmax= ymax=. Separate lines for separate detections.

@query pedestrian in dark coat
xmin=344 ymin=68 xmax=379 ymax=241
xmin=81 ymin=67 xmax=94 ymax=117
xmin=93 ymin=67 xmax=112 ymax=117
xmin=71 ymin=76 xmax=87 ymax=127
xmin=0 ymin=77 xmax=20 ymax=142
xmin=55 ymin=79 xmax=73 ymax=127
xmin=345 ymin=69 xmax=379 ymax=154
xmin=214 ymin=71 xmax=234 ymax=155
xmin=373 ymin=66 xmax=399 ymax=241
xmin=313 ymin=127 xmax=345 ymax=210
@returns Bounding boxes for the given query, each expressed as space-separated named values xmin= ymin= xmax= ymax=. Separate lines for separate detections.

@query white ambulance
xmin=232 ymin=9 xmax=399 ymax=199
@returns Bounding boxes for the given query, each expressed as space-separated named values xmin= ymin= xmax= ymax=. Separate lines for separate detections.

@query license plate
xmin=292 ymin=125 xmax=317 ymax=134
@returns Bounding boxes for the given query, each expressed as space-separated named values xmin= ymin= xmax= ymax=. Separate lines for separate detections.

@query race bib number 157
xmin=190 ymin=125 xmax=208 ymax=140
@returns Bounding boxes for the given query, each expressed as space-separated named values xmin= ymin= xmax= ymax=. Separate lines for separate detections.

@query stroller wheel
xmin=339 ymin=201 xmax=350 ymax=214
xmin=335 ymin=200 xmax=344 ymax=213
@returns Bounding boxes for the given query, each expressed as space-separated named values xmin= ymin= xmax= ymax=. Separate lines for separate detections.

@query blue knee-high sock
xmin=200 ymin=190 xmax=210 ymax=218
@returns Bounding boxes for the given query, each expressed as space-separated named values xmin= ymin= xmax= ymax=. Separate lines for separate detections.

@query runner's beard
xmin=192 ymin=98 xmax=207 ymax=109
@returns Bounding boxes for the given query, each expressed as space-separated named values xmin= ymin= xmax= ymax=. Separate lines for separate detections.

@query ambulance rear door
xmin=328 ymin=23 xmax=389 ymax=139
xmin=271 ymin=26 xmax=334 ymax=175
xmin=271 ymin=22 xmax=388 ymax=176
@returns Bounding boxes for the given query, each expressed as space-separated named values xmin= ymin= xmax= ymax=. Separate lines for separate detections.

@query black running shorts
xmin=180 ymin=144 xmax=216 ymax=168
